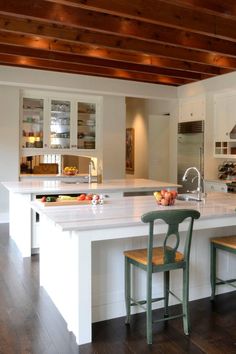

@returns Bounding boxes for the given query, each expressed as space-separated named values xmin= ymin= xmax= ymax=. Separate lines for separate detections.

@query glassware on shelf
xmin=77 ymin=102 xmax=96 ymax=149
xmin=50 ymin=100 xmax=71 ymax=149
xmin=22 ymin=98 xmax=44 ymax=149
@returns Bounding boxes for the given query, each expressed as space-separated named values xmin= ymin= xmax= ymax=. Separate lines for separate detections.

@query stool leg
xmin=210 ymin=243 xmax=216 ymax=301
xmin=146 ymin=269 xmax=152 ymax=345
xmin=182 ymin=266 xmax=190 ymax=335
xmin=164 ymin=271 xmax=170 ymax=317
xmin=124 ymin=256 xmax=131 ymax=324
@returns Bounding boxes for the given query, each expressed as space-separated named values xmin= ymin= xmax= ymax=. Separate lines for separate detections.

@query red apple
xmin=161 ymin=189 xmax=167 ymax=197
xmin=77 ymin=194 xmax=86 ymax=201
xmin=171 ymin=190 xmax=177 ymax=198
xmin=161 ymin=198 xmax=169 ymax=206
xmin=164 ymin=192 xmax=172 ymax=201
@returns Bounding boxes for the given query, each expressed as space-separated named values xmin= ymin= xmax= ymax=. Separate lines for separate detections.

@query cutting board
xmin=37 ymin=199 xmax=91 ymax=207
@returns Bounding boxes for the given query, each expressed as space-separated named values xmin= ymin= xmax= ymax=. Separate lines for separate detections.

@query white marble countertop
xmin=31 ymin=192 xmax=236 ymax=232
xmin=2 ymin=178 xmax=180 ymax=194
xmin=20 ymin=173 xmax=88 ymax=178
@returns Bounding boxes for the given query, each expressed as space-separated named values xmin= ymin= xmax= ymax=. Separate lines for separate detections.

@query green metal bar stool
xmin=210 ymin=236 xmax=236 ymax=300
xmin=124 ymin=209 xmax=200 ymax=345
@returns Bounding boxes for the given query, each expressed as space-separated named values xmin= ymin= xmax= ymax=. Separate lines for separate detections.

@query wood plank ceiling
xmin=0 ymin=0 xmax=236 ymax=86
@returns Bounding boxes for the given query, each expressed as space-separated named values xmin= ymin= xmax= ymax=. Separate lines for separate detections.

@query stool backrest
xmin=141 ymin=209 xmax=200 ymax=266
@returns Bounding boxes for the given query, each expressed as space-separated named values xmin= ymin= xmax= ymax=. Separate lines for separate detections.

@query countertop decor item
xmin=63 ymin=166 xmax=78 ymax=175
xmin=153 ymin=190 xmax=177 ymax=206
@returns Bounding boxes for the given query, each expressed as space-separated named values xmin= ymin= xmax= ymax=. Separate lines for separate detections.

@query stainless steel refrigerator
xmin=177 ymin=120 xmax=204 ymax=193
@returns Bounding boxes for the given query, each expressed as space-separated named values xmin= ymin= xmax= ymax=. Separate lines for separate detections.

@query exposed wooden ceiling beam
xmin=0 ymin=15 xmax=231 ymax=76
xmin=0 ymin=42 xmax=211 ymax=81
xmin=1 ymin=25 xmax=236 ymax=74
xmin=0 ymin=53 xmax=192 ymax=86
xmin=1 ymin=7 xmax=236 ymax=59
xmin=162 ymin=0 xmax=236 ymax=19
xmin=0 ymin=1 xmax=235 ymax=86
xmin=40 ymin=0 xmax=236 ymax=39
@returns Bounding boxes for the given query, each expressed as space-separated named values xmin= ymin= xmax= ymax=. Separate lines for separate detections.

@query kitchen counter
xmin=19 ymin=173 xmax=91 ymax=182
xmin=32 ymin=192 xmax=236 ymax=345
xmin=32 ymin=192 xmax=236 ymax=232
xmin=2 ymin=178 xmax=180 ymax=257
xmin=3 ymin=178 xmax=179 ymax=194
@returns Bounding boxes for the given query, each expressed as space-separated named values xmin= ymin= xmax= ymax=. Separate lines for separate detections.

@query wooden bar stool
xmin=210 ymin=236 xmax=236 ymax=300
xmin=124 ymin=209 xmax=200 ymax=345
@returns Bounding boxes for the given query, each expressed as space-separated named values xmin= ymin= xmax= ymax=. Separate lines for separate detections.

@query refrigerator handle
xmin=200 ymin=147 xmax=204 ymax=177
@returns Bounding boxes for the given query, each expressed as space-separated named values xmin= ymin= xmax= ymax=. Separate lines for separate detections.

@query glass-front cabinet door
xmin=21 ymin=98 xmax=44 ymax=149
xmin=21 ymin=92 xmax=99 ymax=156
xmin=50 ymin=99 xmax=71 ymax=150
xmin=77 ymin=102 xmax=96 ymax=150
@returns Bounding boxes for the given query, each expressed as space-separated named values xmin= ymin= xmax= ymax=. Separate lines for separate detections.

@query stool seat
xmin=124 ymin=247 xmax=184 ymax=266
xmin=211 ymin=236 xmax=236 ymax=249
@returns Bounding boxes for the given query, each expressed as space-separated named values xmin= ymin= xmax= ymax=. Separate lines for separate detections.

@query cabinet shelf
xmin=23 ymin=108 xmax=43 ymax=111
xmin=51 ymin=137 xmax=70 ymax=140
xmin=50 ymin=123 xmax=70 ymax=126
xmin=23 ymin=120 xmax=43 ymax=124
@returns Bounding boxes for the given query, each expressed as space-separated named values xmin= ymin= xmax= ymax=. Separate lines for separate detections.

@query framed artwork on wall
xmin=126 ymin=128 xmax=135 ymax=174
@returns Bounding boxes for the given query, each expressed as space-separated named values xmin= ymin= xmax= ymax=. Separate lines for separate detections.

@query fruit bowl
xmin=153 ymin=190 xmax=178 ymax=206
xmin=63 ymin=167 xmax=78 ymax=176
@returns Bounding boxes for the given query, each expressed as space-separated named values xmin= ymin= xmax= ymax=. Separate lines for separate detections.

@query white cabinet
xmin=214 ymin=92 xmax=236 ymax=157
xmin=179 ymin=96 xmax=205 ymax=123
xmin=214 ymin=94 xmax=236 ymax=141
xmin=204 ymin=181 xmax=227 ymax=193
xmin=20 ymin=90 xmax=101 ymax=158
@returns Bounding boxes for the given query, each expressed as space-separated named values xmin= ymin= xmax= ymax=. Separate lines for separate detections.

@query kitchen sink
xmin=176 ymin=193 xmax=203 ymax=202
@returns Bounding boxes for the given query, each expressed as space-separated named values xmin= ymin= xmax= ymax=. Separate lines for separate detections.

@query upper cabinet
xmin=179 ymin=96 xmax=205 ymax=123
xmin=22 ymin=97 xmax=45 ymax=149
xmin=21 ymin=91 xmax=101 ymax=157
xmin=214 ymin=92 xmax=236 ymax=157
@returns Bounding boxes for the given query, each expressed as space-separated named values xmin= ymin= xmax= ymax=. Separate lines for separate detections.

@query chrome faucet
xmin=182 ymin=167 xmax=203 ymax=201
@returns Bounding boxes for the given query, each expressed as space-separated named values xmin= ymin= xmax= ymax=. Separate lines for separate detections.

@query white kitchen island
xmin=31 ymin=192 xmax=236 ymax=346
xmin=2 ymin=179 xmax=179 ymax=257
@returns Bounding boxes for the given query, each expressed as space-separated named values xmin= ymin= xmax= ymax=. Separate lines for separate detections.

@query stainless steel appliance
xmin=177 ymin=121 xmax=204 ymax=193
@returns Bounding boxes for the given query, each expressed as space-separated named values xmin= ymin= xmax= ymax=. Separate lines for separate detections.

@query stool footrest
xmin=216 ymin=277 xmax=236 ymax=288
xmin=153 ymin=313 xmax=184 ymax=323
xmin=130 ymin=296 xmax=165 ymax=311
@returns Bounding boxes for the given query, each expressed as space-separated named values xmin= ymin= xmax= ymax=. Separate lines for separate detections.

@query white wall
xmin=126 ymin=98 xmax=148 ymax=179
xmin=102 ymin=96 xmax=126 ymax=179
xmin=147 ymin=99 xmax=178 ymax=183
xmin=0 ymin=86 xmax=19 ymax=219
xmin=148 ymin=115 xmax=170 ymax=181
xmin=0 ymin=65 xmax=177 ymax=100
xmin=126 ymin=97 xmax=178 ymax=182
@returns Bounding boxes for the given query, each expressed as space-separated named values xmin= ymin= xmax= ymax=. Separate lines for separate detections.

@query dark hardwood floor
xmin=0 ymin=223 xmax=235 ymax=354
